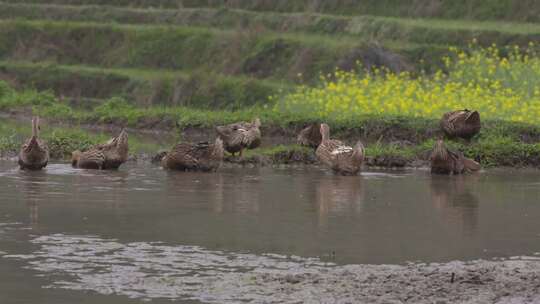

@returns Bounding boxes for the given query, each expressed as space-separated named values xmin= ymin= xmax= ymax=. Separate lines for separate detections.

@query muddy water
xmin=1 ymin=162 xmax=540 ymax=303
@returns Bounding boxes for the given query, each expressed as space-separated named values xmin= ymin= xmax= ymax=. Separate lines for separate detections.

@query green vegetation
xmin=277 ymin=45 xmax=540 ymax=124
xmin=0 ymin=3 xmax=538 ymax=48
xmin=0 ymin=1 xmax=536 ymax=108
xmin=0 ymin=116 xmax=167 ymax=159
xmin=2 ymin=0 xmax=539 ymax=22
xmin=0 ymin=0 xmax=540 ymax=168
xmin=0 ymin=61 xmax=283 ymax=109
xmin=3 ymin=78 xmax=540 ymax=167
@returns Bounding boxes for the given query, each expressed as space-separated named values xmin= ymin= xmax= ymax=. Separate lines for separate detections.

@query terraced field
xmin=0 ymin=1 xmax=539 ymax=109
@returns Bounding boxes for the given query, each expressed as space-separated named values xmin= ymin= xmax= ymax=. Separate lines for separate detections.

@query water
xmin=1 ymin=161 xmax=540 ymax=303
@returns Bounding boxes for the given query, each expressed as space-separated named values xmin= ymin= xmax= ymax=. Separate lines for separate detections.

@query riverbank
xmin=3 ymin=111 xmax=540 ymax=169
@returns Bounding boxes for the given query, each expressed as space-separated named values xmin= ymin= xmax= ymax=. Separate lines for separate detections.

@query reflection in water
xmin=1 ymin=162 xmax=540 ymax=272
xmin=19 ymin=170 xmax=48 ymax=227
xmin=430 ymin=175 xmax=480 ymax=236
xmin=217 ymin=172 xmax=261 ymax=214
xmin=315 ymin=175 xmax=365 ymax=229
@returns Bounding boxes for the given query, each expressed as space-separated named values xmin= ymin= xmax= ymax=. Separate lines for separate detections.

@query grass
xmin=0 ymin=19 xmax=449 ymax=83
xmin=0 ymin=61 xmax=286 ymax=109
xmin=3 ymin=78 xmax=540 ymax=167
xmin=0 ymin=2 xmax=538 ymax=49
xmin=1 ymin=3 xmax=540 ymax=167
xmin=2 ymin=0 xmax=539 ymax=22
xmin=0 ymin=117 xmax=170 ymax=159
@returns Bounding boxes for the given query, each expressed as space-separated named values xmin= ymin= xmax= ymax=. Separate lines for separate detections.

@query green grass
xmin=1 ymin=2 xmax=538 ymax=48
xmin=4 ymin=79 xmax=540 ymax=167
xmin=2 ymin=0 xmax=539 ymax=22
xmin=0 ymin=61 xmax=286 ymax=109
xmin=0 ymin=3 xmax=538 ymax=53
xmin=0 ymin=117 xmax=170 ymax=159
xmin=0 ymin=19 xmax=447 ymax=82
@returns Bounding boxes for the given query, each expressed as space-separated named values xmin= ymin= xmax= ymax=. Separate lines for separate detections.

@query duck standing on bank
xmin=215 ymin=118 xmax=261 ymax=157
xmin=161 ymin=138 xmax=224 ymax=172
xmin=297 ymin=123 xmax=322 ymax=149
xmin=430 ymin=139 xmax=481 ymax=175
xmin=72 ymin=129 xmax=129 ymax=170
xmin=440 ymin=109 xmax=481 ymax=140
xmin=19 ymin=116 xmax=49 ymax=170
xmin=316 ymin=123 xmax=364 ymax=175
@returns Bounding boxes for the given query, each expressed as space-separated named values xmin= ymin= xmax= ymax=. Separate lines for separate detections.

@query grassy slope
xmin=2 ymin=0 xmax=539 ymax=22
xmin=1 ymin=1 xmax=540 ymax=167
xmin=0 ymin=3 xmax=538 ymax=48
xmin=0 ymin=19 xmax=436 ymax=77
xmin=0 ymin=3 xmax=536 ymax=108
xmin=0 ymin=19 xmax=449 ymax=108
xmin=0 ymin=61 xmax=286 ymax=108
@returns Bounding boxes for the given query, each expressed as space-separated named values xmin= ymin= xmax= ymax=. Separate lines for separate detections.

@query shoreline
xmin=3 ymin=111 xmax=540 ymax=170
xmin=5 ymin=155 xmax=540 ymax=173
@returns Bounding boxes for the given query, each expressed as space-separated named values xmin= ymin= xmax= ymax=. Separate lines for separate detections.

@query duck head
xmin=432 ymin=139 xmax=449 ymax=160
xmin=320 ymin=123 xmax=331 ymax=142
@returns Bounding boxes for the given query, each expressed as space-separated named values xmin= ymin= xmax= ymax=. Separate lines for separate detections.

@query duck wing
xmin=77 ymin=149 xmax=106 ymax=169
xmin=168 ymin=143 xmax=201 ymax=169
xmin=316 ymin=140 xmax=351 ymax=167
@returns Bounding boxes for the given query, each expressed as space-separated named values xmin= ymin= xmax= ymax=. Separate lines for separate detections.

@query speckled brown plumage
xmin=440 ymin=109 xmax=481 ymax=139
xmin=215 ymin=118 xmax=261 ymax=157
xmin=72 ymin=129 xmax=129 ymax=170
xmin=19 ymin=117 xmax=49 ymax=170
xmin=297 ymin=123 xmax=322 ymax=148
xmin=161 ymin=138 xmax=224 ymax=172
xmin=316 ymin=123 xmax=364 ymax=175
xmin=430 ymin=139 xmax=481 ymax=174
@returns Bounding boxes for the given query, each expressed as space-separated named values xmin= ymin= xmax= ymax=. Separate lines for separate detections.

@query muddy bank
xmin=2 ymin=228 xmax=539 ymax=304
xmin=253 ymin=257 xmax=540 ymax=304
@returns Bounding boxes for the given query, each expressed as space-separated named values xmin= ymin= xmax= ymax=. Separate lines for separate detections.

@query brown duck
xmin=440 ymin=109 xmax=481 ymax=139
xmin=215 ymin=118 xmax=261 ymax=157
xmin=18 ymin=116 xmax=49 ymax=170
xmin=297 ymin=123 xmax=322 ymax=148
xmin=161 ymin=138 xmax=224 ymax=172
xmin=72 ymin=129 xmax=129 ymax=170
xmin=316 ymin=123 xmax=364 ymax=175
xmin=430 ymin=139 xmax=481 ymax=175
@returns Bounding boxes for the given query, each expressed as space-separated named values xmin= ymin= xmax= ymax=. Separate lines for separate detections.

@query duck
xmin=430 ymin=139 xmax=481 ymax=175
xmin=440 ymin=109 xmax=481 ymax=140
xmin=72 ymin=129 xmax=129 ymax=170
xmin=316 ymin=123 xmax=364 ymax=175
xmin=297 ymin=123 xmax=322 ymax=148
xmin=215 ymin=118 xmax=261 ymax=157
xmin=161 ymin=138 xmax=224 ymax=172
xmin=18 ymin=116 xmax=49 ymax=170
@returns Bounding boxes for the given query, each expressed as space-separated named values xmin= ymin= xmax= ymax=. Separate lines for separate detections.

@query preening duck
xmin=18 ymin=116 xmax=49 ymax=170
xmin=72 ymin=129 xmax=129 ymax=170
xmin=297 ymin=123 xmax=322 ymax=148
xmin=215 ymin=118 xmax=261 ymax=157
xmin=315 ymin=123 xmax=364 ymax=175
xmin=430 ymin=139 xmax=481 ymax=175
xmin=440 ymin=109 xmax=481 ymax=140
xmin=161 ymin=138 xmax=224 ymax=172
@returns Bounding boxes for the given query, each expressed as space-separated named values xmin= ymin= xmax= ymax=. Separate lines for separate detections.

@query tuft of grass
xmin=45 ymin=129 xmax=103 ymax=159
